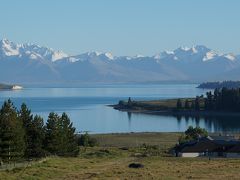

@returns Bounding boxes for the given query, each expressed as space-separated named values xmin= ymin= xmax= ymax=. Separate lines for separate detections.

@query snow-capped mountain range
xmin=0 ymin=39 xmax=68 ymax=61
xmin=0 ymin=38 xmax=239 ymax=84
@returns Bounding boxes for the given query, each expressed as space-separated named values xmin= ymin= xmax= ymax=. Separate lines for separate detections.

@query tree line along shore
xmin=197 ymin=81 xmax=240 ymax=89
xmin=113 ymin=88 xmax=240 ymax=116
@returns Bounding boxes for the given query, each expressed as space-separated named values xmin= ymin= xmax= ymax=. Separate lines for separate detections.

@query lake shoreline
xmin=110 ymin=102 xmax=240 ymax=118
xmin=0 ymin=83 xmax=23 ymax=90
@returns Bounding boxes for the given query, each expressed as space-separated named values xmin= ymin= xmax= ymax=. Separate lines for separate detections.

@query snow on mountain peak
xmin=52 ymin=51 xmax=68 ymax=61
xmin=203 ymin=51 xmax=218 ymax=61
xmin=191 ymin=47 xmax=197 ymax=53
xmin=153 ymin=54 xmax=161 ymax=60
xmin=0 ymin=38 xmax=68 ymax=61
xmin=0 ymin=38 xmax=20 ymax=56
xmin=87 ymin=51 xmax=101 ymax=57
xmin=0 ymin=39 xmax=238 ymax=66
xmin=224 ymin=54 xmax=236 ymax=61
xmin=180 ymin=46 xmax=191 ymax=51
xmin=166 ymin=50 xmax=174 ymax=55
xmin=85 ymin=51 xmax=114 ymax=60
xmin=154 ymin=51 xmax=174 ymax=59
xmin=158 ymin=45 xmax=237 ymax=63
xmin=134 ymin=54 xmax=145 ymax=58
xmin=104 ymin=52 xmax=114 ymax=60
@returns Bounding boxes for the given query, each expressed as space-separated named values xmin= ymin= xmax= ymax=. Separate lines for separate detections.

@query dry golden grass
xmin=137 ymin=98 xmax=205 ymax=109
xmin=1 ymin=133 xmax=240 ymax=180
xmin=92 ymin=132 xmax=180 ymax=148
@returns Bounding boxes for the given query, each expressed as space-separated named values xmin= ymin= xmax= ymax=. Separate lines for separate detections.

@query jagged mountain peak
xmin=86 ymin=51 xmax=114 ymax=60
xmin=0 ymin=38 xmax=20 ymax=56
xmin=155 ymin=45 xmax=239 ymax=63
xmin=174 ymin=45 xmax=210 ymax=54
xmin=0 ymin=38 xmax=68 ymax=61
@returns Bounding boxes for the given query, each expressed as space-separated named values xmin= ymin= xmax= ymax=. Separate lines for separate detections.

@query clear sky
xmin=0 ymin=0 xmax=239 ymax=56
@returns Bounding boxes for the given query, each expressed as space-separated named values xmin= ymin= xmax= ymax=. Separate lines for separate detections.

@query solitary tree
xmin=128 ymin=97 xmax=132 ymax=106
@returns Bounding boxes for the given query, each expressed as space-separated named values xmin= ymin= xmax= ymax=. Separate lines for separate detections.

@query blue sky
xmin=0 ymin=0 xmax=239 ymax=56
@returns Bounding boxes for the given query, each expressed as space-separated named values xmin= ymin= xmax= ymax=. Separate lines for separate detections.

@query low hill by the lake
xmin=197 ymin=81 xmax=240 ymax=89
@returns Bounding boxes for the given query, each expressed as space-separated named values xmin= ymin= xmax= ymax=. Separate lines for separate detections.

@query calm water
xmin=0 ymin=84 xmax=239 ymax=133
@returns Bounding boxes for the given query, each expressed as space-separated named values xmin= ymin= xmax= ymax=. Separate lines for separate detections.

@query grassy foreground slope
xmin=1 ymin=133 xmax=240 ymax=180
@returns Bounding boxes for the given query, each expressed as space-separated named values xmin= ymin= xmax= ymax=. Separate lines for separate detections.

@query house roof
xmin=181 ymin=140 xmax=217 ymax=153
xmin=227 ymin=144 xmax=240 ymax=153
xmin=210 ymin=135 xmax=236 ymax=141
xmin=178 ymin=136 xmax=240 ymax=153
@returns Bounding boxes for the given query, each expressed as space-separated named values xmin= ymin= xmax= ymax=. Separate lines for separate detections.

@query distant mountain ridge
xmin=0 ymin=38 xmax=239 ymax=84
xmin=197 ymin=81 xmax=240 ymax=89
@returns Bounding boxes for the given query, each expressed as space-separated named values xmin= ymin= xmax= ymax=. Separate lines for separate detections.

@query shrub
xmin=78 ymin=133 xmax=98 ymax=147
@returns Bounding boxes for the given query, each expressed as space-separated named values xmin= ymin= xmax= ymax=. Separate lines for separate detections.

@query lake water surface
xmin=0 ymin=84 xmax=239 ymax=133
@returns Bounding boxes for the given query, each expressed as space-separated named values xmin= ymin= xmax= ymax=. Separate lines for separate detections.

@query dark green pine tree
xmin=127 ymin=97 xmax=132 ymax=107
xmin=19 ymin=104 xmax=46 ymax=158
xmin=19 ymin=103 xmax=33 ymax=157
xmin=0 ymin=99 xmax=25 ymax=163
xmin=44 ymin=112 xmax=79 ymax=156
xmin=44 ymin=112 xmax=61 ymax=155
xmin=194 ymin=96 xmax=200 ymax=111
xmin=60 ymin=113 xmax=79 ymax=156
xmin=184 ymin=99 xmax=190 ymax=109
xmin=30 ymin=115 xmax=46 ymax=157
xmin=176 ymin=99 xmax=182 ymax=110
xmin=190 ymin=101 xmax=195 ymax=110
xmin=205 ymin=91 xmax=214 ymax=110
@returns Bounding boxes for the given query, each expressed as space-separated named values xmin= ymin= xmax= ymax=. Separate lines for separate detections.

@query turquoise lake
xmin=0 ymin=84 xmax=238 ymax=133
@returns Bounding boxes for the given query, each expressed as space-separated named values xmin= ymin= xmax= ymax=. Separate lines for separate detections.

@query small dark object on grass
xmin=128 ymin=163 xmax=144 ymax=168
xmin=99 ymin=149 xmax=110 ymax=154
xmin=119 ymin=147 xmax=129 ymax=151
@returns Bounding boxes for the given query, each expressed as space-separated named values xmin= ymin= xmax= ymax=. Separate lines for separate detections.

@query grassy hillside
xmin=1 ymin=133 xmax=240 ymax=179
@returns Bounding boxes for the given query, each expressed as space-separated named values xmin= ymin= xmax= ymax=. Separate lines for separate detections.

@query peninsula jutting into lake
xmin=113 ymin=87 xmax=240 ymax=117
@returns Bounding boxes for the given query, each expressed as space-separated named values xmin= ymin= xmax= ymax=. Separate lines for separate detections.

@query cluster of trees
xmin=178 ymin=126 xmax=208 ymax=144
xmin=205 ymin=88 xmax=240 ymax=112
xmin=176 ymin=97 xmax=202 ymax=111
xmin=176 ymin=88 xmax=240 ymax=112
xmin=198 ymin=81 xmax=240 ymax=89
xmin=0 ymin=99 xmax=79 ymax=164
